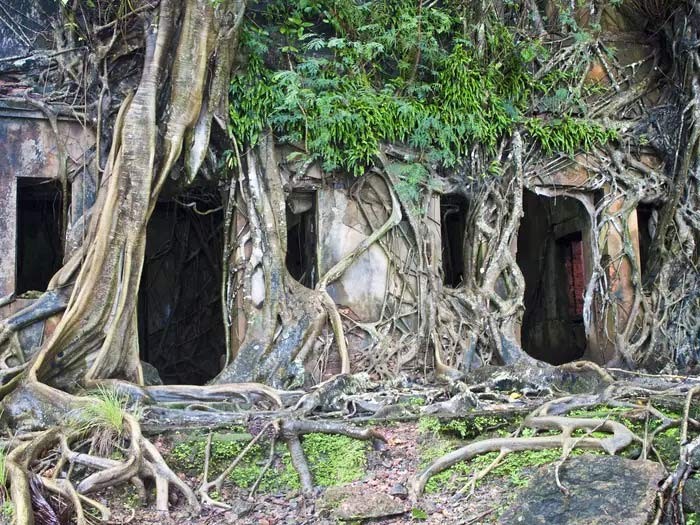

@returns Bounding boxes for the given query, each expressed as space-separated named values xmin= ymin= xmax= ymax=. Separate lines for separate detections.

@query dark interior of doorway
xmin=636 ymin=203 xmax=656 ymax=278
xmin=286 ymin=193 xmax=317 ymax=288
xmin=16 ymin=178 xmax=65 ymax=295
xmin=516 ymin=190 xmax=588 ymax=365
xmin=441 ymin=194 xmax=468 ymax=287
xmin=138 ymin=195 xmax=225 ymax=385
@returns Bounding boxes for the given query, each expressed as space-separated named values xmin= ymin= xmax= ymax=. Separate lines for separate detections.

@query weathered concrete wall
xmin=0 ymin=102 xmax=93 ymax=300
xmin=317 ymin=178 xmax=390 ymax=322
xmin=0 ymin=0 xmax=56 ymax=59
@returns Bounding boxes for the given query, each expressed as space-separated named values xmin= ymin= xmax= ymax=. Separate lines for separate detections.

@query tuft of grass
xmin=71 ymin=387 xmax=141 ymax=456
xmin=0 ymin=446 xmax=11 ymax=521
xmin=78 ymin=387 xmax=131 ymax=432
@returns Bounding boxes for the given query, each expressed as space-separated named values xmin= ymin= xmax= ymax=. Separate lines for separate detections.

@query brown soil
xmin=100 ymin=422 xmax=520 ymax=525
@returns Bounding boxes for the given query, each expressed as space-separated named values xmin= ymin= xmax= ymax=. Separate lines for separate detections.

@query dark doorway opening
xmin=286 ymin=192 xmax=317 ymax=288
xmin=516 ymin=190 xmax=589 ymax=364
xmin=138 ymin=195 xmax=225 ymax=385
xmin=636 ymin=204 xmax=656 ymax=277
xmin=560 ymin=232 xmax=586 ymax=319
xmin=441 ymin=194 xmax=468 ymax=287
xmin=16 ymin=178 xmax=65 ymax=294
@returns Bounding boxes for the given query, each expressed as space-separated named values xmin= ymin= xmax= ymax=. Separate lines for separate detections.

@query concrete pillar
xmin=595 ymin=187 xmax=641 ymax=361
xmin=0 ymin=174 xmax=16 ymax=299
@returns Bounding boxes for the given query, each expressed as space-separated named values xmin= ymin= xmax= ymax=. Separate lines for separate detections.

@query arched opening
xmin=516 ymin=190 xmax=590 ymax=364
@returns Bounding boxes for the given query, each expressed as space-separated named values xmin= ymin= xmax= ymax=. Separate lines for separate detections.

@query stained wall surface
xmin=0 ymin=102 xmax=93 ymax=301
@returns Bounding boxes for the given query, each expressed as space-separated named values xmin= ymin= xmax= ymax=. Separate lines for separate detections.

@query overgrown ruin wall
xmin=1 ymin=0 xmax=698 ymax=384
xmin=0 ymin=102 xmax=93 ymax=301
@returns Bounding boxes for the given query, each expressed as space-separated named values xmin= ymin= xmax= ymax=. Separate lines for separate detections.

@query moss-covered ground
xmin=415 ymin=402 xmax=697 ymax=502
xmin=93 ymin=404 xmax=698 ymax=524
xmin=167 ymin=428 xmax=369 ymax=492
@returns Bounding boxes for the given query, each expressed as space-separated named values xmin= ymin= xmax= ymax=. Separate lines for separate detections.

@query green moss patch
xmin=418 ymin=414 xmax=517 ymax=441
xmin=420 ymin=439 xmax=598 ymax=493
xmin=167 ymin=430 xmax=369 ymax=493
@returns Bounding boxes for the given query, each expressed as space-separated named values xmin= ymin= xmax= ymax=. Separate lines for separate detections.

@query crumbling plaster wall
xmin=0 ymin=102 xmax=94 ymax=357
xmin=315 ymin=172 xmax=438 ymax=328
xmin=317 ymin=186 xmax=388 ymax=321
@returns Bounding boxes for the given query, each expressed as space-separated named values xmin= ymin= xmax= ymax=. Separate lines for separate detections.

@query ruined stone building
xmin=0 ymin=110 xmax=658 ymax=383
xmin=0 ymin=1 xmax=694 ymax=385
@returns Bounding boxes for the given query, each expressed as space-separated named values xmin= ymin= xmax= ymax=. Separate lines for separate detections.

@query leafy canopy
xmin=229 ymin=0 xmax=616 ymax=175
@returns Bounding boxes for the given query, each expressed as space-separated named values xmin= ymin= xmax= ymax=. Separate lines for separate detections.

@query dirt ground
xmin=101 ymin=422 xmax=521 ymax=525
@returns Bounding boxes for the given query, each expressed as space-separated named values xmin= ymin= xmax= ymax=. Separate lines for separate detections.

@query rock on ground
xmin=319 ymin=484 xmax=408 ymax=521
xmin=499 ymin=454 xmax=665 ymax=525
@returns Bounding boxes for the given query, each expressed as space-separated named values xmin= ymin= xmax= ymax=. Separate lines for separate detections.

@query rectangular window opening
xmin=636 ymin=204 xmax=656 ymax=277
xmin=286 ymin=192 xmax=317 ymax=288
xmin=16 ymin=178 xmax=65 ymax=295
xmin=440 ymin=194 xmax=468 ymax=287
xmin=138 ymin=195 xmax=226 ymax=385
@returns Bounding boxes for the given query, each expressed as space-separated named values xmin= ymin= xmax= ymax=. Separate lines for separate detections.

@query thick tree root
xmin=197 ymin=416 xmax=386 ymax=505
xmin=408 ymin=415 xmax=638 ymax=500
xmin=279 ymin=419 xmax=386 ymax=495
xmin=5 ymin=411 xmax=199 ymax=524
xmin=100 ymin=379 xmax=294 ymax=408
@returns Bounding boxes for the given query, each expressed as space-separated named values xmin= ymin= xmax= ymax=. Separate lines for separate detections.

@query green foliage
xmin=417 ymin=416 xmax=443 ymax=435
xmin=411 ymin=507 xmax=429 ymax=520
xmin=229 ymin=0 xmax=615 ymax=176
xmin=228 ymin=30 xmax=278 ymax=149
xmin=388 ymin=162 xmax=431 ymax=208
xmin=72 ymin=386 xmax=139 ymax=435
xmin=284 ymin=433 xmax=368 ymax=487
xmin=168 ymin=431 xmax=368 ymax=492
xmin=524 ymin=116 xmax=617 ymax=156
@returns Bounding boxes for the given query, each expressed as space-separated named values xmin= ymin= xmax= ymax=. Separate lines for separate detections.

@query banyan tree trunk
xmin=215 ymin=136 xmax=328 ymax=386
xmin=217 ymin=136 xmax=404 ymax=386
xmin=0 ymin=0 xmax=245 ymax=406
